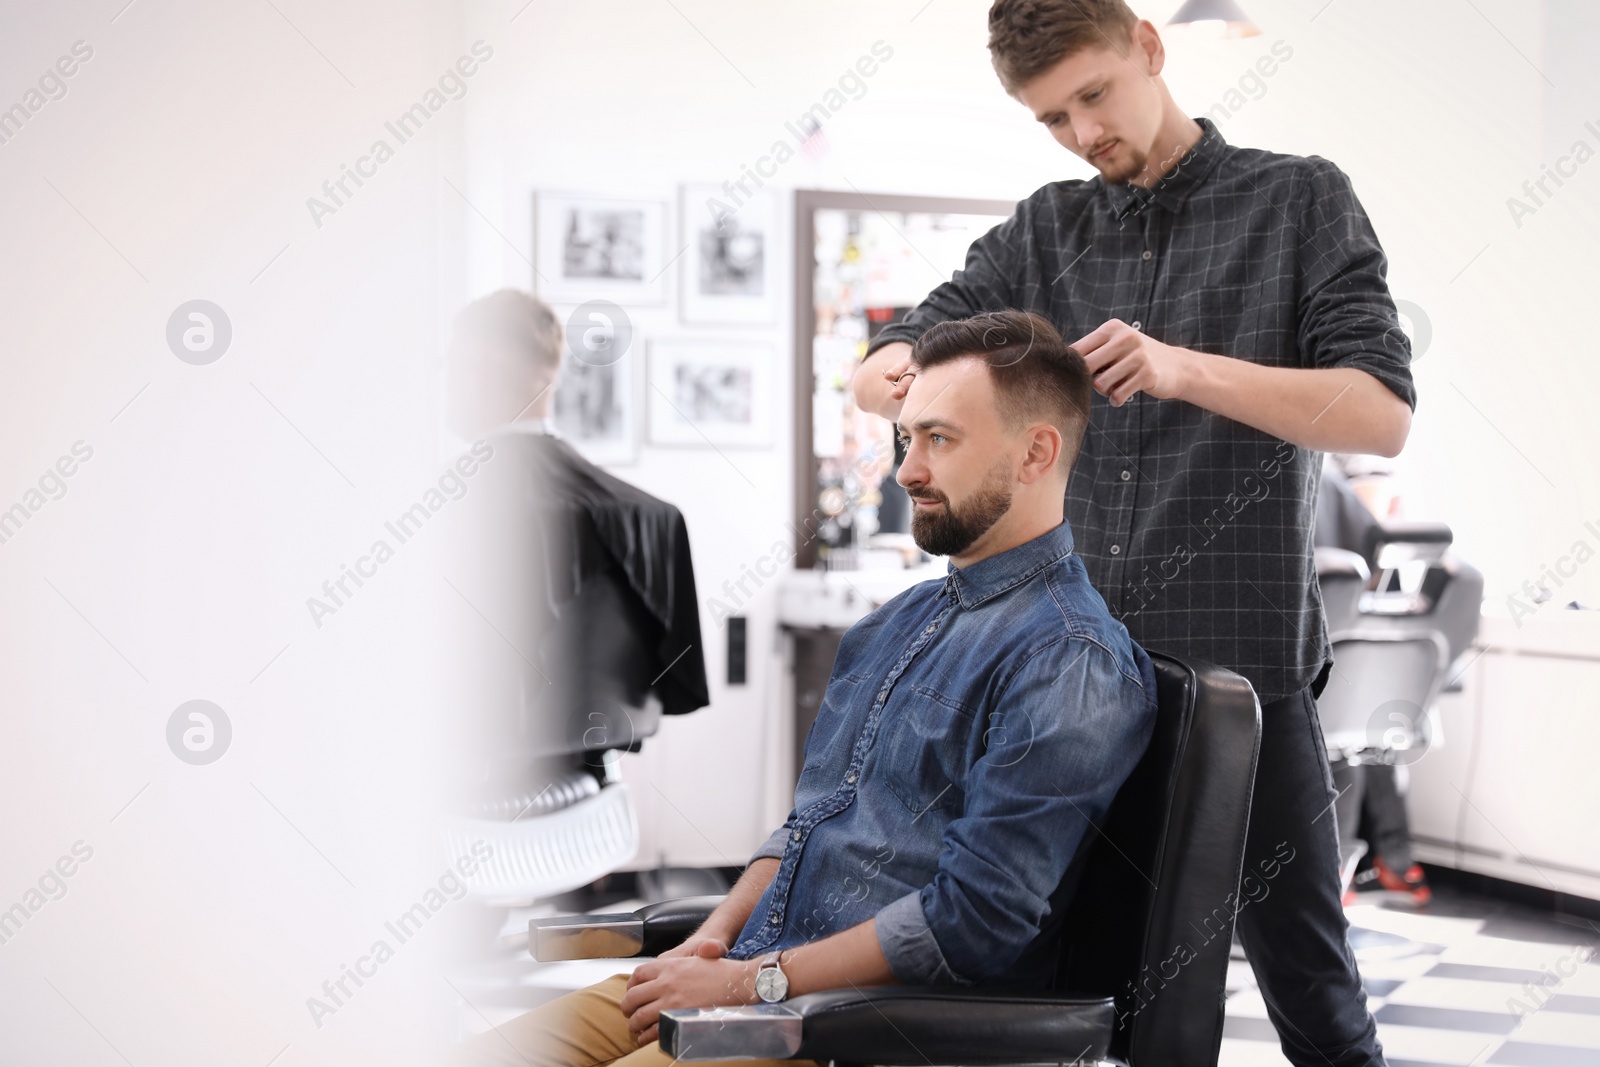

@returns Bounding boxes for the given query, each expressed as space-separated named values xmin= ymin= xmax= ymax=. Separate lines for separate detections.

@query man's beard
xmin=1090 ymin=141 xmax=1150 ymax=186
xmin=907 ymin=461 xmax=1014 ymax=558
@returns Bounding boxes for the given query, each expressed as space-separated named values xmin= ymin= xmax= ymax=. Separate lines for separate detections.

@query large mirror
xmin=792 ymin=191 xmax=1015 ymax=570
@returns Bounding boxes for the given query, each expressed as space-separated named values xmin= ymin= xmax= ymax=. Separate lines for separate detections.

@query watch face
xmin=755 ymin=965 xmax=788 ymax=1003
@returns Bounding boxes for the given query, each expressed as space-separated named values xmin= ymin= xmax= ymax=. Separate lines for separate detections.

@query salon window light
xmin=1166 ymin=0 xmax=1262 ymax=38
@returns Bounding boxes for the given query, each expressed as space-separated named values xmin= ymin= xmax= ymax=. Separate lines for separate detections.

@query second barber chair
xmin=1315 ymin=521 xmax=1483 ymax=902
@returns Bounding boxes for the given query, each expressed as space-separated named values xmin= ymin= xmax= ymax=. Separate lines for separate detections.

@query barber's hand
xmin=1071 ymin=319 xmax=1192 ymax=407
xmin=883 ymin=355 xmax=916 ymax=404
xmin=620 ymin=955 xmax=759 ymax=1047
xmin=855 ymin=341 xmax=915 ymax=421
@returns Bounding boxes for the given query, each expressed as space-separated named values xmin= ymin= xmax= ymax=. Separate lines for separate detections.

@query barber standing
xmin=853 ymin=4 xmax=1412 ymax=1066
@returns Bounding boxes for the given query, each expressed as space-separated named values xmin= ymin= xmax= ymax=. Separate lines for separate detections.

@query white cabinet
xmin=1408 ymin=614 xmax=1600 ymax=901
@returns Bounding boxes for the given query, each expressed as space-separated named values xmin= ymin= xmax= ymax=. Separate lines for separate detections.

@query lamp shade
xmin=1166 ymin=0 xmax=1262 ymax=37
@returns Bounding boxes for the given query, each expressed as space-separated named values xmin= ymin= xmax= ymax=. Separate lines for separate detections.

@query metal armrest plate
xmin=529 ymin=913 xmax=644 ymax=961
xmin=660 ymin=1005 xmax=804 ymax=1061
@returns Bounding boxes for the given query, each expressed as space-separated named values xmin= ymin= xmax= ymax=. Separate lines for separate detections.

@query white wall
xmin=0 ymin=1 xmax=480 ymax=1062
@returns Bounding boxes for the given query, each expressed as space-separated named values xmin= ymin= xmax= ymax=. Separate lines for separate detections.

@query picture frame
xmin=534 ymin=192 xmax=668 ymax=305
xmin=647 ymin=338 xmax=773 ymax=448
xmin=551 ymin=308 xmax=639 ymax=465
xmin=680 ymin=183 xmax=777 ymax=324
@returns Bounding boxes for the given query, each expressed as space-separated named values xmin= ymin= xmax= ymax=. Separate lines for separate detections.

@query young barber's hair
xmin=988 ymin=0 xmax=1140 ymax=95
xmin=910 ymin=309 xmax=1092 ymax=474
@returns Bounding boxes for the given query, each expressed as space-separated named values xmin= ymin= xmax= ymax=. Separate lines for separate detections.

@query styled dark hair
xmin=910 ymin=309 xmax=1092 ymax=475
xmin=988 ymin=0 xmax=1140 ymax=95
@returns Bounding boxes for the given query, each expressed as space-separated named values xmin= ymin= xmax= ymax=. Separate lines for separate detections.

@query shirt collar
xmin=943 ymin=519 xmax=1076 ymax=609
xmin=1100 ymin=116 xmax=1228 ymax=222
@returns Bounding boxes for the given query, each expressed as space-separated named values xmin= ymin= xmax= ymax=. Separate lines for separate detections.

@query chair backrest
xmin=1053 ymin=652 xmax=1261 ymax=1067
xmin=1429 ymin=556 xmax=1485 ymax=675
xmin=1341 ymin=553 xmax=1483 ymax=686
xmin=1316 ymin=630 xmax=1448 ymax=761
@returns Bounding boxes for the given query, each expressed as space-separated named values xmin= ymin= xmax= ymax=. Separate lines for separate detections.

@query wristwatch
xmin=754 ymin=949 xmax=790 ymax=1003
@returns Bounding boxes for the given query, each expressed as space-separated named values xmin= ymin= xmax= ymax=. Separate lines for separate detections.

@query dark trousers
xmin=1235 ymin=686 xmax=1386 ymax=1067
xmin=1332 ymin=762 xmax=1415 ymax=872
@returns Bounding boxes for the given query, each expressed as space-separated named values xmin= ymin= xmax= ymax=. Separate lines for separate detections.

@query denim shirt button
xmin=846 ymin=773 xmax=857 ymax=784
xmin=791 ymin=830 xmax=800 ymax=840
xmin=769 ymin=914 xmax=781 ymax=924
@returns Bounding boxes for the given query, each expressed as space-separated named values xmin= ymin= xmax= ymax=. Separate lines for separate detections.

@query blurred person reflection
xmin=441 ymin=289 xmax=709 ymax=840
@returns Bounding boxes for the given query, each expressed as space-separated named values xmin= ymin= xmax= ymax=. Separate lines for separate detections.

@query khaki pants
xmin=447 ymin=973 xmax=825 ymax=1067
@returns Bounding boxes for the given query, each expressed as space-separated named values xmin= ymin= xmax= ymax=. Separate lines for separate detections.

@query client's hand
xmin=655 ymin=933 xmax=728 ymax=961
xmin=620 ymin=952 xmax=758 ymax=1047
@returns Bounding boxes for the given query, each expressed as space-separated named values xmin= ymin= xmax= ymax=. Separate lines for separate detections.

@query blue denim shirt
xmin=727 ymin=520 xmax=1158 ymax=988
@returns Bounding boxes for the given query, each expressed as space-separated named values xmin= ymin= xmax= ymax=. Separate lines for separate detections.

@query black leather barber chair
xmin=447 ymin=429 xmax=711 ymax=905
xmin=529 ymin=653 xmax=1261 ymax=1067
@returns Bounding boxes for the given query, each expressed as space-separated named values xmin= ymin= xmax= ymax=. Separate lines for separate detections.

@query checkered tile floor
xmin=1222 ymin=888 xmax=1600 ymax=1066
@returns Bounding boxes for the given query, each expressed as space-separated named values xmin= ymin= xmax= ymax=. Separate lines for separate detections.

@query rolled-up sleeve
xmin=877 ymin=638 xmax=1157 ymax=986
xmin=748 ymin=799 xmax=800 ymax=865
xmin=1295 ymin=157 xmax=1417 ymax=410
xmin=874 ymin=888 xmax=967 ymax=986
xmin=748 ymin=822 xmax=791 ymax=864
xmin=865 ymin=208 xmax=1024 ymax=358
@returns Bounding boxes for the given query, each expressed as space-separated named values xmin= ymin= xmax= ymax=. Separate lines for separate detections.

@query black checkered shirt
xmin=867 ymin=117 xmax=1416 ymax=703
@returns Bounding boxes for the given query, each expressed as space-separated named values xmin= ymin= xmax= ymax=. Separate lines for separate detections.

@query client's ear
xmin=1016 ymin=423 xmax=1065 ymax=485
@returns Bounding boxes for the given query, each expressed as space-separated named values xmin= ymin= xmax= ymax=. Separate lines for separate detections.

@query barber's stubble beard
xmin=1096 ymin=143 xmax=1150 ymax=186
xmin=908 ymin=460 xmax=1015 ymax=558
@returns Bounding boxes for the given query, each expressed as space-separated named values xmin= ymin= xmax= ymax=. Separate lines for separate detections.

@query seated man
xmin=449 ymin=309 xmax=1158 ymax=1067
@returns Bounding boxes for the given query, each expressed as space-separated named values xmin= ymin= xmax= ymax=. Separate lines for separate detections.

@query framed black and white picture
xmin=647 ymin=338 xmax=773 ymax=448
xmin=679 ymin=183 xmax=777 ymax=324
xmin=535 ymin=192 xmax=668 ymax=305
xmin=551 ymin=311 xmax=638 ymax=465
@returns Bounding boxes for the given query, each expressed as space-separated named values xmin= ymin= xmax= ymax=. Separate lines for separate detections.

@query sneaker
xmin=1372 ymin=858 xmax=1432 ymax=906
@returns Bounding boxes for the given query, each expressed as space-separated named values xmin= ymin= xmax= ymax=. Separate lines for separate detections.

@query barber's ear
xmin=1135 ymin=20 xmax=1166 ymax=76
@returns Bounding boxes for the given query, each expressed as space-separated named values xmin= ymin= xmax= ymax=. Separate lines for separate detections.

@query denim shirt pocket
xmin=878 ymin=684 xmax=974 ymax=817
xmin=794 ymin=671 xmax=869 ymax=808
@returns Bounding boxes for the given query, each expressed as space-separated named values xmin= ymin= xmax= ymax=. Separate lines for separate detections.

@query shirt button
xmin=846 ymin=773 xmax=857 ymax=783
xmin=1110 ymin=544 xmax=1121 ymax=555
xmin=770 ymin=914 xmax=781 ymax=924
xmin=791 ymin=830 xmax=801 ymax=840
xmin=1141 ymin=250 xmax=1152 ymax=261
xmin=1130 ymin=320 xmax=1142 ymax=331
xmin=1121 ymin=470 xmax=1131 ymax=481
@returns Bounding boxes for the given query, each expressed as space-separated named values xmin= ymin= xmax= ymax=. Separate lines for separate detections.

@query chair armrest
xmin=1374 ymin=521 xmax=1452 ymax=568
xmin=660 ymin=986 xmax=1113 ymax=1065
xmin=530 ymin=895 xmax=726 ymax=961
xmin=1315 ymin=546 xmax=1371 ymax=582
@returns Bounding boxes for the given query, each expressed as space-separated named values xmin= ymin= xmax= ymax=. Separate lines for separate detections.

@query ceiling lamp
xmin=1167 ymin=0 xmax=1262 ymax=38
